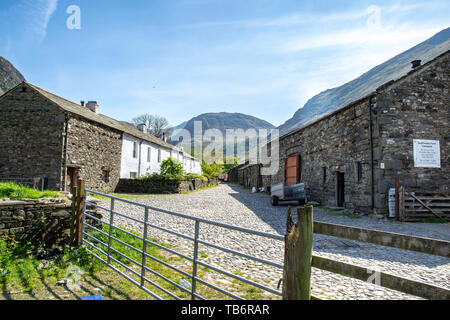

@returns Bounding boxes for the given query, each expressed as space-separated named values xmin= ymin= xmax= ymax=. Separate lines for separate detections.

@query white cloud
xmin=13 ymin=0 xmax=59 ymax=42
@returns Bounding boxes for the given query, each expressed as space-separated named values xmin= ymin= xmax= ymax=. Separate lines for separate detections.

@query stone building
xmin=0 ymin=81 xmax=201 ymax=193
xmin=262 ymin=50 xmax=449 ymax=215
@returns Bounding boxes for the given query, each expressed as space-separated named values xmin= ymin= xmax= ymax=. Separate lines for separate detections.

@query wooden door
xmin=285 ymin=155 xmax=300 ymax=186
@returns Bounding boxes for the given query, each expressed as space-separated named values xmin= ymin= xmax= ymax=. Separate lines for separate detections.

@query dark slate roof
xmin=22 ymin=81 xmax=197 ymax=160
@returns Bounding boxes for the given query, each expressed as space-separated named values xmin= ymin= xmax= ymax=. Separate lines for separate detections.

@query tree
xmin=132 ymin=113 xmax=171 ymax=137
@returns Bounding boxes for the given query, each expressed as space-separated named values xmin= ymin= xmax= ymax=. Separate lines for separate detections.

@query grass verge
xmin=0 ymin=182 xmax=61 ymax=200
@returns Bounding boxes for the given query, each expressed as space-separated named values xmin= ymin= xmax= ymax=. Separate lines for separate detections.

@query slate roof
xmin=19 ymin=81 xmax=197 ymax=161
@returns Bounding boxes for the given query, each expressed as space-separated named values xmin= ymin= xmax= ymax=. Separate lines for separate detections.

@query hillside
xmin=179 ymin=112 xmax=274 ymax=136
xmin=278 ymin=27 xmax=450 ymax=135
xmin=0 ymin=57 xmax=25 ymax=95
xmin=170 ymin=112 xmax=275 ymax=158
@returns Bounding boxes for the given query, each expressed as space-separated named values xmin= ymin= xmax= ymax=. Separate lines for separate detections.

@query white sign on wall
xmin=413 ymin=140 xmax=441 ymax=168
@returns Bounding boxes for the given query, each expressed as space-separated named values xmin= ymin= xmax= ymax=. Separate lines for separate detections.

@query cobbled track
xmin=95 ymin=183 xmax=450 ymax=300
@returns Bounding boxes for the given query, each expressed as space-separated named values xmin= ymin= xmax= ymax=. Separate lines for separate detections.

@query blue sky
xmin=1 ymin=0 xmax=449 ymax=127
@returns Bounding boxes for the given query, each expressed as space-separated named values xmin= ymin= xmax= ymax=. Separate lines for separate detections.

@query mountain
xmin=278 ymin=27 xmax=450 ymax=135
xmin=170 ymin=112 xmax=275 ymax=158
xmin=0 ymin=57 xmax=26 ymax=95
xmin=179 ymin=112 xmax=275 ymax=135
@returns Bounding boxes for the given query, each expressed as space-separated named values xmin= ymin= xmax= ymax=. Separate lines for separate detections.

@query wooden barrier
xmin=400 ymin=189 xmax=450 ymax=223
xmin=282 ymin=206 xmax=313 ymax=300
xmin=314 ymin=221 xmax=450 ymax=258
xmin=74 ymin=179 xmax=85 ymax=248
xmin=282 ymin=205 xmax=450 ymax=300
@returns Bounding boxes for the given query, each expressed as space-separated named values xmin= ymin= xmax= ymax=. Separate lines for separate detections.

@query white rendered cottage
xmin=119 ymin=123 xmax=202 ymax=179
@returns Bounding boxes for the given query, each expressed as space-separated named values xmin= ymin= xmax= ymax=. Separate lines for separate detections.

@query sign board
xmin=413 ymin=140 xmax=441 ymax=168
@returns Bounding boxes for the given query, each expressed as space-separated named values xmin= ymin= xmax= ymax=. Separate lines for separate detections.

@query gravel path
xmin=93 ymin=183 xmax=450 ymax=300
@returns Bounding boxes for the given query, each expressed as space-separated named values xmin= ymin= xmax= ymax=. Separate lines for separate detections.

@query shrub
xmin=201 ymin=161 xmax=221 ymax=179
xmin=160 ymin=157 xmax=184 ymax=176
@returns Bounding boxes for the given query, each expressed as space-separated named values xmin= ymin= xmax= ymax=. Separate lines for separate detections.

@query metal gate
xmin=80 ymin=188 xmax=284 ymax=300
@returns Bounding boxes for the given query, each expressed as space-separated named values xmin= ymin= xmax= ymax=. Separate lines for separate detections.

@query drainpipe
xmin=137 ymin=140 xmax=143 ymax=177
xmin=368 ymin=96 xmax=375 ymax=213
xmin=61 ymin=115 xmax=70 ymax=192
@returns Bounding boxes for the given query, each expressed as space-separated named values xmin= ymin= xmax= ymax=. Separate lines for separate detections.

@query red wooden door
xmin=285 ymin=155 xmax=299 ymax=186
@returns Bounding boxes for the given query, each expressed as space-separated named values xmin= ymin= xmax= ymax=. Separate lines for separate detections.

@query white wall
xmin=120 ymin=134 xmax=202 ymax=178
xmin=120 ymin=134 xmax=172 ymax=178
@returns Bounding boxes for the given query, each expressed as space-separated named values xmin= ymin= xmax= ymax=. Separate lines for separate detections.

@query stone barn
xmin=0 ymin=81 xmax=201 ymax=193
xmin=263 ymin=50 xmax=449 ymax=215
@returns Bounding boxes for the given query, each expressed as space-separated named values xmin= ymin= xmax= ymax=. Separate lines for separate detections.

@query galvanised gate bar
xmin=81 ymin=188 xmax=285 ymax=300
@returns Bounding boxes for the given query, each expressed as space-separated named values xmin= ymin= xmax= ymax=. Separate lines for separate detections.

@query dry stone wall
xmin=0 ymin=197 xmax=102 ymax=246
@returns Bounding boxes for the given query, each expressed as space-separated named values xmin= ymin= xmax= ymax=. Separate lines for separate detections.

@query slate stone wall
xmin=0 ymin=197 xmax=102 ymax=246
xmin=0 ymin=84 xmax=65 ymax=190
xmin=269 ymin=97 xmax=375 ymax=213
xmin=66 ymin=116 xmax=123 ymax=193
xmin=374 ymin=52 xmax=450 ymax=207
xmin=115 ymin=177 xmax=219 ymax=194
xmin=264 ymin=51 xmax=449 ymax=215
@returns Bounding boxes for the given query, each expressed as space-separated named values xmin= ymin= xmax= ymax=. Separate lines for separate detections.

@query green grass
xmin=1 ymin=224 xmax=278 ymax=300
xmin=0 ymin=238 xmax=103 ymax=298
xmin=0 ymin=182 xmax=61 ymax=200
xmin=85 ymin=225 xmax=278 ymax=300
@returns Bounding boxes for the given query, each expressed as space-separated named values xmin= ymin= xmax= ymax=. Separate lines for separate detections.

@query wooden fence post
xmin=69 ymin=185 xmax=78 ymax=245
xmin=282 ymin=205 xmax=314 ymax=300
xmin=75 ymin=179 xmax=85 ymax=248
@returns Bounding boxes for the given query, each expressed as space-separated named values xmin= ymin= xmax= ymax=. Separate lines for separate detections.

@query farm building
xmin=0 ymin=81 xmax=201 ymax=193
xmin=257 ymin=50 xmax=449 ymax=215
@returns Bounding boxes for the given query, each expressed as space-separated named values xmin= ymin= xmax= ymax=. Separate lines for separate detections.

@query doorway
xmin=66 ymin=167 xmax=79 ymax=192
xmin=285 ymin=154 xmax=301 ymax=186
xmin=336 ymin=172 xmax=345 ymax=207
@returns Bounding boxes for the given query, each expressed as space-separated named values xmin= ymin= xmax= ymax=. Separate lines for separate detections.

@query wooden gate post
xmin=75 ymin=179 xmax=85 ymax=248
xmin=282 ymin=205 xmax=314 ymax=300
xmin=69 ymin=185 xmax=78 ymax=245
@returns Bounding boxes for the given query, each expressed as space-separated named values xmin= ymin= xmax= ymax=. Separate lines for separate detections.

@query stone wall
xmin=374 ymin=52 xmax=449 ymax=207
xmin=0 ymin=84 xmax=65 ymax=190
xmin=268 ymin=96 xmax=374 ymax=213
xmin=0 ymin=197 xmax=102 ymax=246
xmin=66 ymin=116 xmax=123 ymax=193
xmin=239 ymin=164 xmax=262 ymax=188
xmin=263 ymin=51 xmax=449 ymax=215
xmin=115 ymin=177 xmax=219 ymax=194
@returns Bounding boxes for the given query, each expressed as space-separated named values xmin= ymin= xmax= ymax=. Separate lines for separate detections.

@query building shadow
xmin=225 ymin=183 xmax=449 ymax=268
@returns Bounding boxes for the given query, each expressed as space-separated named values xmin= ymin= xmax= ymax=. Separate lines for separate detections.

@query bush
xmin=160 ymin=157 xmax=184 ymax=176
xmin=201 ymin=162 xmax=221 ymax=179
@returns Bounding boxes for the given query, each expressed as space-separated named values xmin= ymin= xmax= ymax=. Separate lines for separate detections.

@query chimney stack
xmin=86 ymin=101 xmax=99 ymax=113
xmin=80 ymin=101 xmax=85 ymax=107
xmin=137 ymin=123 xmax=147 ymax=133
xmin=162 ymin=132 xmax=167 ymax=142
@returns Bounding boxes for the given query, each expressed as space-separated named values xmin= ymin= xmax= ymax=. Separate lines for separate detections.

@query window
xmin=147 ymin=147 xmax=151 ymax=162
xmin=356 ymin=162 xmax=363 ymax=182
xmin=158 ymin=149 xmax=161 ymax=163
xmin=102 ymin=170 xmax=110 ymax=183
xmin=322 ymin=167 xmax=327 ymax=183
xmin=132 ymin=141 xmax=138 ymax=158
xmin=130 ymin=172 xmax=137 ymax=179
